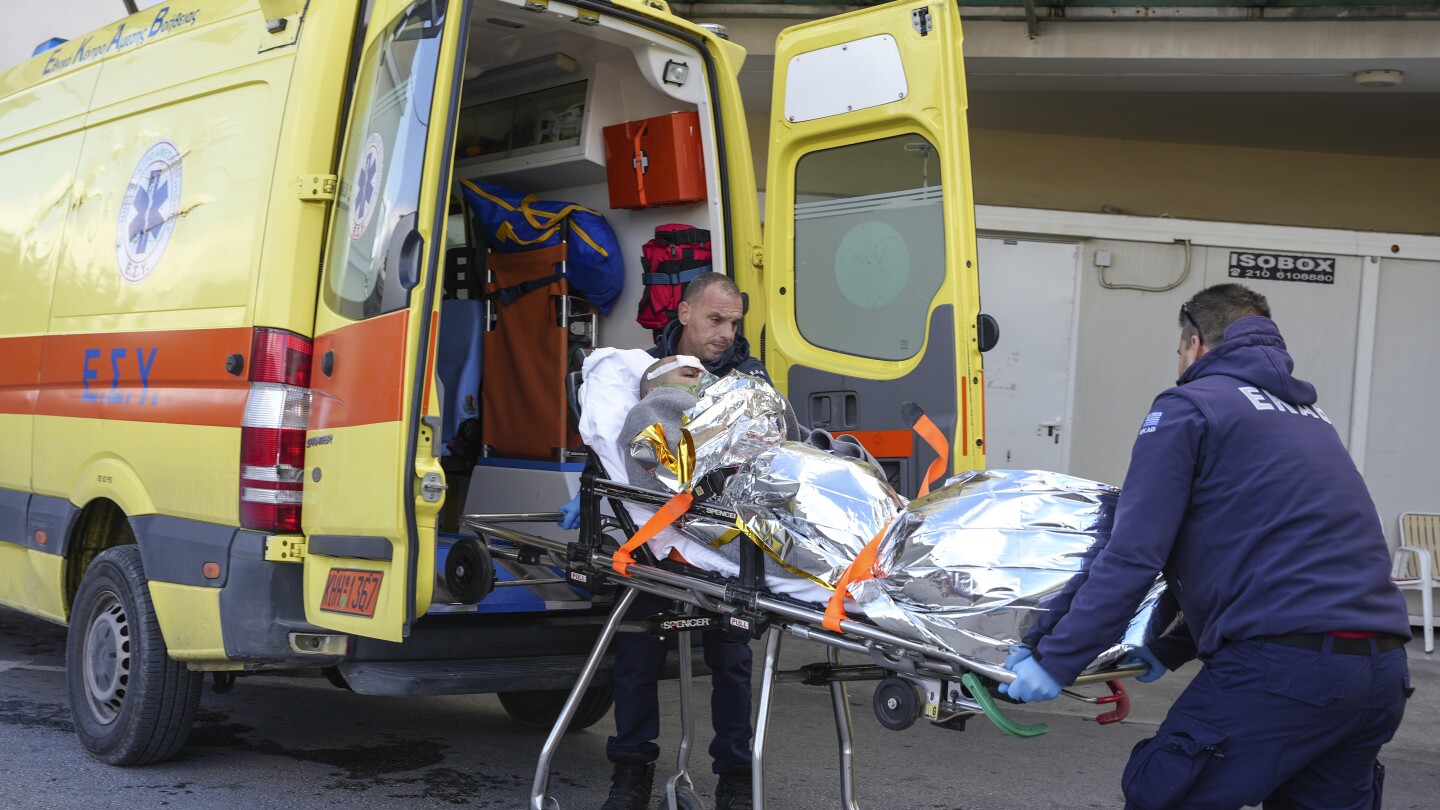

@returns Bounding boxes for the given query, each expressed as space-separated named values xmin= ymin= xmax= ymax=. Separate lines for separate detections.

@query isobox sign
xmin=1228 ymin=251 xmax=1336 ymax=285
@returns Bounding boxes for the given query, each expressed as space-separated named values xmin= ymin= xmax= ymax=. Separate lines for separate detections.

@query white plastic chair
xmin=1392 ymin=511 xmax=1440 ymax=653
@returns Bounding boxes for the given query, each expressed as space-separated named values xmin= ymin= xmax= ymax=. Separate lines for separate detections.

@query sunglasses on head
xmin=1180 ymin=304 xmax=1203 ymax=344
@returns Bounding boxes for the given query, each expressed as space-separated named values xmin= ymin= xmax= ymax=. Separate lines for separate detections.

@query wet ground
xmin=2 ymin=606 xmax=1438 ymax=809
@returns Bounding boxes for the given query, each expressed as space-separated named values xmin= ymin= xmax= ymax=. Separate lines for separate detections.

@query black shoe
xmin=599 ymin=754 xmax=655 ymax=810
xmin=715 ymin=767 xmax=753 ymax=810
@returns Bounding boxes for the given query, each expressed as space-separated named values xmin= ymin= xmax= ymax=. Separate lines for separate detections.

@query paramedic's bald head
xmin=682 ymin=272 xmax=741 ymax=307
xmin=640 ymin=356 xmax=705 ymax=398
xmin=677 ymin=272 xmax=744 ymax=364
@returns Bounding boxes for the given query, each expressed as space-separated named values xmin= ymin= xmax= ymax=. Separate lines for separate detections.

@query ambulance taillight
xmin=240 ymin=328 xmax=313 ymax=532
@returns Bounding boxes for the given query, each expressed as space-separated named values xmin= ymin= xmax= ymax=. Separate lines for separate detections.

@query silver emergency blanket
xmin=641 ymin=372 xmax=793 ymax=494
xmin=685 ymin=372 xmax=793 ymax=487
xmin=718 ymin=442 xmax=906 ymax=586
xmin=849 ymin=469 xmax=1180 ymax=673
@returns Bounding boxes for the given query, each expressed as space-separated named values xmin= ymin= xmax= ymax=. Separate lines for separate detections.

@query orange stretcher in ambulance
xmin=0 ymin=0 xmax=989 ymax=765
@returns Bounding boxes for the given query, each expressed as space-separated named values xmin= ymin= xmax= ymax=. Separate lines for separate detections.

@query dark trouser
xmin=606 ymin=590 xmax=754 ymax=775
xmin=1122 ymin=637 xmax=1410 ymax=810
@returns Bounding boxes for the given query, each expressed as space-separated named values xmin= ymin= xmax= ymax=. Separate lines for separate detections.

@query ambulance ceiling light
xmin=663 ymin=60 xmax=689 ymax=87
xmin=1352 ymin=69 xmax=1403 ymax=88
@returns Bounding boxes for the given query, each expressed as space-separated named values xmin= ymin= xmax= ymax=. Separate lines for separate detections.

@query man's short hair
xmin=1179 ymin=283 xmax=1271 ymax=346
xmin=682 ymin=272 xmax=742 ymax=307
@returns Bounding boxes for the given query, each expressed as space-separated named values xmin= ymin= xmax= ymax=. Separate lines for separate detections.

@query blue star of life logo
xmin=354 ymin=152 xmax=378 ymax=223
xmin=116 ymin=140 xmax=182 ymax=284
xmin=128 ymin=169 xmax=169 ymax=254
xmin=350 ymin=131 xmax=385 ymax=241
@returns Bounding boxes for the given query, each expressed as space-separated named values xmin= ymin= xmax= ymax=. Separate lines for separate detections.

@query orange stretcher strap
xmin=903 ymin=401 xmax=949 ymax=497
xmin=823 ymin=521 xmax=891 ymax=633
xmin=612 ymin=492 xmax=694 ymax=576
xmin=630 ymin=120 xmax=649 ymax=208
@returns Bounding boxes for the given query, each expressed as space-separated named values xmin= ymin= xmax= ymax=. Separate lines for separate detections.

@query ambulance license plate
xmin=320 ymin=568 xmax=383 ymax=617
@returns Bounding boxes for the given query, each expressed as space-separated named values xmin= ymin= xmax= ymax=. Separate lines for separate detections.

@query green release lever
xmin=962 ymin=672 xmax=1050 ymax=739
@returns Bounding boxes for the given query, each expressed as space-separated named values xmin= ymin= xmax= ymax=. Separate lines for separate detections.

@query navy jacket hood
xmin=1179 ymin=316 xmax=1317 ymax=405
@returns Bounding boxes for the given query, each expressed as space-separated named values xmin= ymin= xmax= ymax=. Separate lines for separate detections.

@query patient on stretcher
xmin=579 ymin=348 xmax=1177 ymax=672
xmin=620 ymin=356 xmax=825 ymax=583
xmin=580 ymin=349 xmax=867 ymax=603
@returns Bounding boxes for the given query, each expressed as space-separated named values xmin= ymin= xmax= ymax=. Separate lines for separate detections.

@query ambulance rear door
xmin=763 ymin=0 xmax=986 ymax=497
xmin=303 ymin=0 xmax=469 ymax=641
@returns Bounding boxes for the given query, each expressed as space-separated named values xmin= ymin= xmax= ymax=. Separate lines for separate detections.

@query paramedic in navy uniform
xmin=648 ymin=270 xmax=767 ymax=378
xmin=1002 ymin=283 xmax=1411 ymax=810
xmin=559 ymin=272 xmax=764 ymax=810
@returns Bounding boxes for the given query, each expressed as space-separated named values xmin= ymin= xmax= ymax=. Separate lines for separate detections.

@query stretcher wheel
xmin=444 ymin=537 xmax=495 ymax=603
xmin=873 ymin=677 xmax=921 ymax=731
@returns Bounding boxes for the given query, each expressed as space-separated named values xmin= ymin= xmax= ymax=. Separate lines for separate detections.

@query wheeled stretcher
xmin=465 ymin=469 xmax=1146 ymax=810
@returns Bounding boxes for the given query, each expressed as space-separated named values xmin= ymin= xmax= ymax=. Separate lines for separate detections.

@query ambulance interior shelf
xmin=449 ymin=46 xmax=707 ymax=207
xmin=453 ymin=59 xmax=607 ymax=192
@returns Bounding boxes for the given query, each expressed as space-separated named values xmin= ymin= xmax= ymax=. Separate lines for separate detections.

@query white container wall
xmin=976 ymin=206 xmax=1440 ymax=624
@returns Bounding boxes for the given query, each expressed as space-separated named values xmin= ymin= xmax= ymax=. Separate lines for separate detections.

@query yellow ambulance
xmin=0 ymin=0 xmax=986 ymax=764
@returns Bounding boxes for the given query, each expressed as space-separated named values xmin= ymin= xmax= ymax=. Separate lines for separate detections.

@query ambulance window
xmin=322 ymin=0 xmax=450 ymax=320
xmin=792 ymin=133 xmax=945 ymax=361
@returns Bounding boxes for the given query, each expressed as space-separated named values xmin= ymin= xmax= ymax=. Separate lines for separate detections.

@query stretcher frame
xmin=465 ymin=467 xmax=1144 ymax=810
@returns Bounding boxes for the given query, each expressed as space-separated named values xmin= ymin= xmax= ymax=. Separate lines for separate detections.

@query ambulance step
xmin=337 ymin=650 xmax=704 ymax=697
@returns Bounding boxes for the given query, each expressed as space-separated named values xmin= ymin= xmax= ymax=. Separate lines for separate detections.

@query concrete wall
xmin=969 ymin=129 xmax=1440 ymax=235
xmin=749 ymin=117 xmax=1440 ymax=235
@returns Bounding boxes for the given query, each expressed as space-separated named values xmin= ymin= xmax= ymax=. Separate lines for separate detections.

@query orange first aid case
xmin=603 ymin=111 xmax=707 ymax=210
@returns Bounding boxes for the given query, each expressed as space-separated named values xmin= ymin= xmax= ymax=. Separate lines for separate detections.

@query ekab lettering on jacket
xmin=1237 ymin=386 xmax=1331 ymax=423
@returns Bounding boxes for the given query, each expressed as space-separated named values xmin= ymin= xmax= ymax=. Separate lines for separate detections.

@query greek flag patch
xmin=1139 ymin=411 xmax=1163 ymax=435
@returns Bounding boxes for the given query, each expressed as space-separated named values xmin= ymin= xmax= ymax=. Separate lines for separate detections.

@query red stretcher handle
xmin=1094 ymin=680 xmax=1130 ymax=725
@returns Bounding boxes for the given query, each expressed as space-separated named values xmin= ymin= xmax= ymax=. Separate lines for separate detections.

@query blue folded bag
xmin=458 ymin=179 xmax=624 ymax=315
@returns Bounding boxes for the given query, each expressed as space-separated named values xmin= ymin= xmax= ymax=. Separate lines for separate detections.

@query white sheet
xmin=578 ymin=348 xmax=833 ymax=604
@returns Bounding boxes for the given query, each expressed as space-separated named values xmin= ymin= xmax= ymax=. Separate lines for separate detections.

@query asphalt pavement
xmin=1 ymin=605 xmax=1437 ymax=809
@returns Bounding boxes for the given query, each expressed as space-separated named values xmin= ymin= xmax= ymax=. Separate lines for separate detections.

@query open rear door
xmin=302 ymin=0 xmax=467 ymax=641
xmin=763 ymin=0 xmax=985 ymax=497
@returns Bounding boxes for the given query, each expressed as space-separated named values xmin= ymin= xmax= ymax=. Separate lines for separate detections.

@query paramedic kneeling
xmin=1002 ymin=283 xmax=1412 ymax=810
xmin=558 ymin=273 xmax=766 ymax=810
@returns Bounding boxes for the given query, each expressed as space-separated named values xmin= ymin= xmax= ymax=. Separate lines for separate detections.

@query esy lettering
xmin=81 ymin=348 xmax=159 ymax=405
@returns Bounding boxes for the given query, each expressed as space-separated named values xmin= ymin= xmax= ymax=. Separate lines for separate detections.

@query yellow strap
xmin=495 ymin=220 xmax=560 ymax=248
xmin=461 ymin=178 xmax=608 ymax=257
xmin=569 ymin=222 xmax=608 ymax=257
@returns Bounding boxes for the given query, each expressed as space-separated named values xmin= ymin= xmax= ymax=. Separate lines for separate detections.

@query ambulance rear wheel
xmin=873 ymin=677 xmax=921 ymax=731
xmin=499 ymin=685 xmax=615 ymax=732
xmin=66 ymin=545 xmax=203 ymax=765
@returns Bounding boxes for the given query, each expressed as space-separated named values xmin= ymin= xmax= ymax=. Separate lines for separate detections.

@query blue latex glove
xmin=557 ymin=494 xmax=581 ymax=531
xmin=1123 ymin=646 xmax=1167 ymax=683
xmin=998 ymin=655 xmax=1062 ymax=703
xmin=1004 ymin=644 xmax=1033 ymax=669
